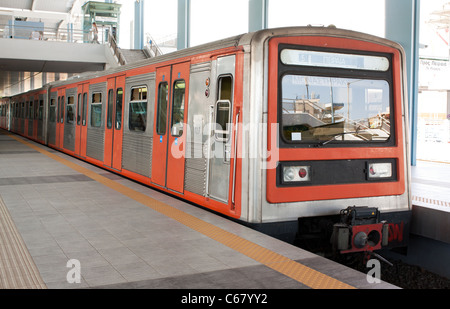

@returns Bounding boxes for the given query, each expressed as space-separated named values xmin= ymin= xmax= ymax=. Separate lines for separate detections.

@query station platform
xmin=0 ymin=129 xmax=398 ymax=290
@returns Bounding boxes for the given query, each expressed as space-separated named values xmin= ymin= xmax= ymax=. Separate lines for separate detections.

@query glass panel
xmin=90 ymin=92 xmax=102 ymax=128
xmin=82 ymin=93 xmax=87 ymax=126
xmin=39 ymin=100 xmax=43 ymax=120
xmin=66 ymin=96 xmax=75 ymax=124
xmin=77 ymin=94 xmax=82 ymax=125
xmin=49 ymin=99 xmax=56 ymax=122
xmin=107 ymin=89 xmax=114 ymax=129
xmin=156 ymin=82 xmax=169 ymax=135
xmin=280 ymin=49 xmax=390 ymax=71
xmin=115 ymin=88 xmax=123 ymax=130
xmin=128 ymin=86 xmax=147 ymax=132
xmin=215 ymin=101 xmax=230 ymax=140
xmin=60 ymin=96 xmax=65 ymax=123
xmin=281 ymin=75 xmax=391 ymax=144
xmin=171 ymin=80 xmax=185 ymax=137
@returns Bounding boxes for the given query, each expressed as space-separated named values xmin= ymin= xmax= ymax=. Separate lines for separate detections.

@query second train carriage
xmin=5 ymin=26 xmax=412 ymax=255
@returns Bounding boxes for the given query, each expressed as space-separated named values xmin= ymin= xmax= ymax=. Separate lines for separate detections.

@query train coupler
xmin=331 ymin=206 xmax=389 ymax=254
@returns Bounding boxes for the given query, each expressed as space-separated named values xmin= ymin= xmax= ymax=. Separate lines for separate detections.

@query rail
xmin=0 ymin=22 xmax=109 ymax=44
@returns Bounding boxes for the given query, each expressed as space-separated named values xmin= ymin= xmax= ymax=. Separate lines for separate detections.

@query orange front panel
xmin=266 ymin=36 xmax=406 ymax=204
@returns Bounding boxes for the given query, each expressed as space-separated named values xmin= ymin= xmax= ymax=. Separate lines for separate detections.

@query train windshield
xmin=281 ymin=75 xmax=391 ymax=145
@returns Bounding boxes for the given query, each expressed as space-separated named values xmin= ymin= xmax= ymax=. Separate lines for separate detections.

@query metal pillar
xmin=248 ymin=0 xmax=268 ymax=32
xmin=177 ymin=0 xmax=190 ymax=50
xmin=134 ymin=0 xmax=144 ymax=50
xmin=385 ymin=0 xmax=420 ymax=166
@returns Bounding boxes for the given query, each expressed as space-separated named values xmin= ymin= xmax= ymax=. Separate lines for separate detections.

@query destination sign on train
xmin=280 ymin=49 xmax=390 ymax=71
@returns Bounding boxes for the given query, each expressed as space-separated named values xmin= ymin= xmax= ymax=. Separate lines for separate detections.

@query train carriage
xmin=4 ymin=26 xmax=411 ymax=255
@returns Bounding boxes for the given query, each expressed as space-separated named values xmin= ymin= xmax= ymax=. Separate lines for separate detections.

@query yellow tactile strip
xmin=412 ymin=196 xmax=449 ymax=208
xmin=7 ymin=132 xmax=355 ymax=289
xmin=0 ymin=196 xmax=47 ymax=289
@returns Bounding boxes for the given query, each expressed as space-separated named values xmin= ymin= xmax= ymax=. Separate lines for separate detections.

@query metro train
xmin=0 ymin=26 xmax=411 ymax=255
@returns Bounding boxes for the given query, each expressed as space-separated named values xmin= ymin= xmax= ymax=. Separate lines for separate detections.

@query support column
xmin=134 ymin=0 xmax=144 ymax=50
xmin=248 ymin=0 xmax=268 ymax=32
xmin=177 ymin=0 xmax=190 ymax=50
xmin=385 ymin=0 xmax=420 ymax=166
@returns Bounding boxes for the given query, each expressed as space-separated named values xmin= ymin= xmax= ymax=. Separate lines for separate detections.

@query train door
xmin=207 ymin=56 xmax=236 ymax=203
xmin=104 ymin=75 xmax=125 ymax=170
xmin=56 ymin=88 xmax=65 ymax=149
xmin=75 ymin=83 xmax=89 ymax=158
xmin=151 ymin=62 xmax=189 ymax=193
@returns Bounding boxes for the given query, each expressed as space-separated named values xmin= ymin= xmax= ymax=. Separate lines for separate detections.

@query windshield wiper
xmin=317 ymin=131 xmax=359 ymax=146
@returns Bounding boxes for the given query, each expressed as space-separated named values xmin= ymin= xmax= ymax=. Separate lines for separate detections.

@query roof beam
xmin=0 ymin=8 xmax=67 ymax=20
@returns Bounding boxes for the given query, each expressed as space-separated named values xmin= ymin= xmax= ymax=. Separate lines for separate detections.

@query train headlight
xmin=283 ymin=166 xmax=311 ymax=182
xmin=368 ymin=162 xmax=392 ymax=179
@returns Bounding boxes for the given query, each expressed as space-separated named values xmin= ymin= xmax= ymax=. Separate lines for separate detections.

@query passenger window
xmin=66 ymin=96 xmax=75 ymax=124
xmin=116 ymin=88 xmax=123 ymax=130
xmin=107 ymin=89 xmax=114 ymax=129
xmin=215 ymin=76 xmax=233 ymax=141
xmin=39 ymin=100 xmax=43 ymax=120
xmin=156 ymin=82 xmax=168 ymax=135
xmin=29 ymin=101 xmax=33 ymax=119
xmin=129 ymin=86 xmax=147 ymax=132
xmin=60 ymin=96 xmax=65 ymax=123
xmin=90 ymin=92 xmax=102 ymax=128
xmin=49 ymin=99 xmax=56 ymax=122
xmin=171 ymin=80 xmax=185 ymax=137
xmin=77 ymin=94 xmax=82 ymax=125
xmin=82 ymin=93 xmax=87 ymax=126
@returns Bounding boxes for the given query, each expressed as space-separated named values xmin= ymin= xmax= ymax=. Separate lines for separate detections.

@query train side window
xmin=107 ymin=89 xmax=114 ymax=129
xmin=29 ymin=101 xmax=33 ymax=120
xmin=82 ymin=93 xmax=87 ymax=126
xmin=90 ymin=92 xmax=102 ymax=128
xmin=170 ymin=80 xmax=185 ymax=137
xmin=39 ymin=100 xmax=43 ymax=120
xmin=156 ymin=82 xmax=168 ymax=135
xmin=21 ymin=102 xmax=25 ymax=119
xmin=66 ymin=96 xmax=75 ymax=124
xmin=77 ymin=94 xmax=82 ymax=125
xmin=57 ymin=97 xmax=60 ymax=123
xmin=214 ymin=75 xmax=233 ymax=141
xmin=49 ymin=98 xmax=56 ymax=122
xmin=129 ymin=86 xmax=147 ymax=132
xmin=115 ymin=88 xmax=123 ymax=130
xmin=60 ymin=96 xmax=65 ymax=123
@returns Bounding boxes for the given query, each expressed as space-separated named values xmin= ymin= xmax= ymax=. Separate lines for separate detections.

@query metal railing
xmin=0 ymin=22 xmax=109 ymax=44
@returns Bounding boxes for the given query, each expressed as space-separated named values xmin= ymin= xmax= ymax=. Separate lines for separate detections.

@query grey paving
xmin=0 ymin=130 xmax=398 ymax=289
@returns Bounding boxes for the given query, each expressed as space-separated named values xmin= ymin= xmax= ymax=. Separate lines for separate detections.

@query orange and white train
xmin=0 ymin=26 xmax=412 ymax=255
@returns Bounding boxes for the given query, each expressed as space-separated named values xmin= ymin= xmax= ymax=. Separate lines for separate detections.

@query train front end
xmin=246 ymin=27 xmax=411 ymax=255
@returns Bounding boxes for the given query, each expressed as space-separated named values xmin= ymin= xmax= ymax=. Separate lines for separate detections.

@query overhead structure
xmin=82 ymin=1 xmax=121 ymax=44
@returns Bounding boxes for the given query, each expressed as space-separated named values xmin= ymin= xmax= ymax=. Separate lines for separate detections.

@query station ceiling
xmin=0 ymin=0 xmax=78 ymax=96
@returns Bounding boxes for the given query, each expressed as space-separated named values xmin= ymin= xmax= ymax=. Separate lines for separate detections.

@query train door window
xmin=107 ymin=89 xmax=114 ymax=129
xmin=25 ymin=102 xmax=29 ymax=119
xmin=170 ymin=80 xmax=185 ymax=137
xmin=39 ymin=100 xmax=43 ymax=120
xmin=57 ymin=97 xmax=60 ymax=123
xmin=77 ymin=94 xmax=82 ymax=125
xmin=129 ymin=86 xmax=148 ymax=132
xmin=156 ymin=82 xmax=169 ymax=135
xmin=214 ymin=75 xmax=233 ymax=141
xmin=82 ymin=93 xmax=87 ymax=126
xmin=90 ymin=92 xmax=102 ymax=128
xmin=60 ymin=96 xmax=65 ymax=123
xmin=21 ymin=102 xmax=25 ymax=118
xmin=34 ymin=100 xmax=38 ymax=119
xmin=29 ymin=101 xmax=33 ymax=119
xmin=49 ymin=99 xmax=56 ymax=122
xmin=115 ymin=88 xmax=123 ymax=130
xmin=66 ymin=96 xmax=75 ymax=124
